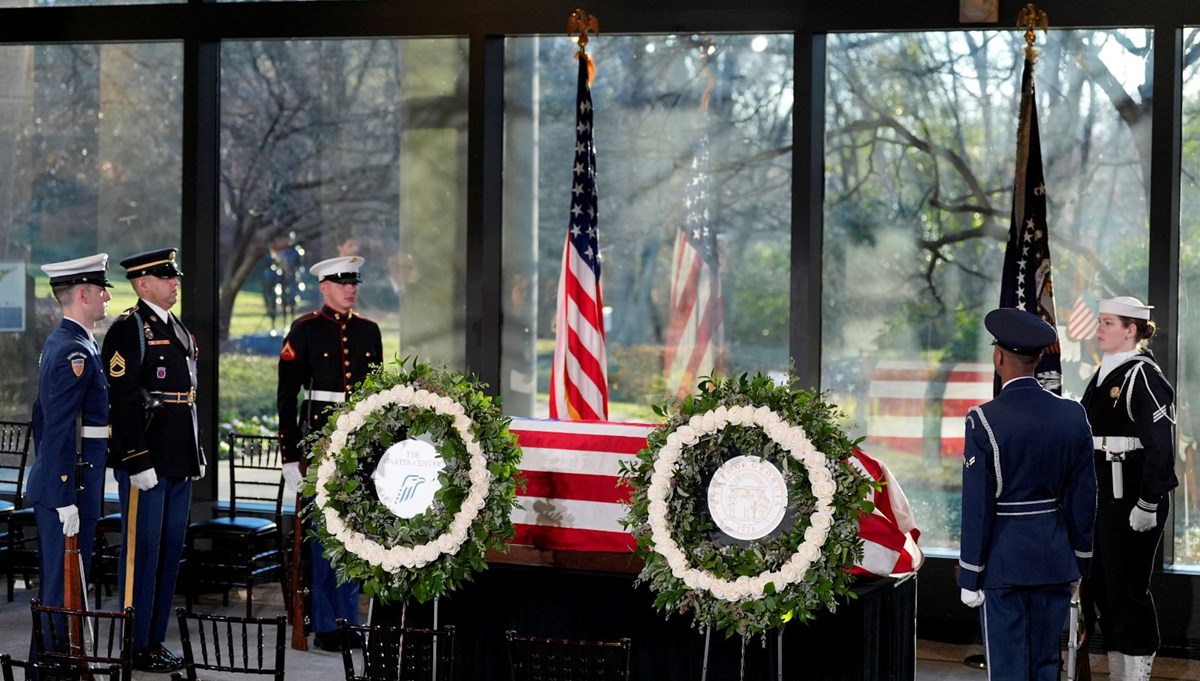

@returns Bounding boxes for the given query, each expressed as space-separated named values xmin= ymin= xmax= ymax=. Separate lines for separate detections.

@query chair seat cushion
xmin=189 ymin=516 xmax=277 ymax=535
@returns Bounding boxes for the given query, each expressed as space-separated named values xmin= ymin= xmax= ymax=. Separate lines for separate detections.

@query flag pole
xmin=551 ymin=8 xmax=609 ymax=421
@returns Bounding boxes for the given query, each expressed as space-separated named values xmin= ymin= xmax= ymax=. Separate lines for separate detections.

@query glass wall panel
xmin=217 ymin=39 xmax=469 ymax=444
xmin=1176 ymin=27 xmax=1200 ymax=567
xmin=0 ymin=0 xmax=166 ymax=7
xmin=501 ymin=35 xmax=794 ymax=420
xmin=0 ymin=42 xmax=182 ymax=420
xmin=824 ymin=30 xmax=1152 ymax=551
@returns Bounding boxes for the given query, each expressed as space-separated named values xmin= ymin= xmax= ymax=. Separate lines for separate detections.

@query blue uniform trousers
xmin=116 ymin=472 xmax=191 ymax=650
xmin=30 ymin=503 xmax=100 ymax=666
xmin=308 ymin=519 xmax=360 ymax=633
xmin=981 ymin=582 xmax=1073 ymax=681
xmin=34 ymin=503 xmax=98 ymax=609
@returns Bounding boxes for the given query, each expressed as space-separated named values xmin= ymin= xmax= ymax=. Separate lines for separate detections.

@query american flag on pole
xmin=550 ymin=53 xmax=608 ymax=420
xmin=998 ymin=47 xmax=1061 ymax=395
xmin=663 ymin=133 xmax=724 ymax=399
xmin=507 ymin=418 xmax=923 ymax=577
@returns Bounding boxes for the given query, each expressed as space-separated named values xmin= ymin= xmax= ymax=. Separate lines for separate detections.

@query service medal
xmin=1109 ymin=386 xmax=1121 ymax=399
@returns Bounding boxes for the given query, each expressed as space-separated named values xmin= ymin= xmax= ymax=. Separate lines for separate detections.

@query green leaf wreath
xmin=620 ymin=373 xmax=876 ymax=638
xmin=303 ymin=358 xmax=523 ymax=604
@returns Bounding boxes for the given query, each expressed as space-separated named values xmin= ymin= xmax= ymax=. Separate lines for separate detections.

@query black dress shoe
xmin=149 ymin=643 xmax=184 ymax=670
xmin=311 ymin=631 xmax=343 ymax=652
xmin=133 ymin=647 xmax=181 ymax=673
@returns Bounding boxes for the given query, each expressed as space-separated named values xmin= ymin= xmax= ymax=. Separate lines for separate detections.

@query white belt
xmin=1094 ymin=436 xmax=1142 ymax=453
xmin=81 ymin=425 xmax=110 ymax=439
xmin=305 ymin=389 xmax=346 ymax=403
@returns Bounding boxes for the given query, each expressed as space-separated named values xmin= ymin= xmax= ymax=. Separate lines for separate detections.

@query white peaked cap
xmin=1098 ymin=296 xmax=1152 ymax=320
xmin=41 ymin=252 xmax=113 ymax=288
xmin=310 ymin=256 xmax=364 ymax=283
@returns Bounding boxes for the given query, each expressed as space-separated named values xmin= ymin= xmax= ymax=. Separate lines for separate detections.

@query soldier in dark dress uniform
xmin=957 ymin=308 xmax=1097 ymax=681
xmin=278 ymin=255 xmax=382 ymax=651
xmin=29 ymin=254 xmax=112 ymax=614
xmin=102 ymin=248 xmax=205 ymax=673
xmin=1080 ymin=296 xmax=1177 ymax=681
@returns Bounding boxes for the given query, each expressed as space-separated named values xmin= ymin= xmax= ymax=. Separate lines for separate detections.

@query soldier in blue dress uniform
xmin=102 ymin=248 xmax=205 ymax=673
xmin=29 ymin=253 xmax=113 ymax=612
xmin=277 ymin=255 xmax=382 ymax=651
xmin=1080 ymin=296 xmax=1177 ymax=681
xmin=957 ymin=308 xmax=1097 ymax=681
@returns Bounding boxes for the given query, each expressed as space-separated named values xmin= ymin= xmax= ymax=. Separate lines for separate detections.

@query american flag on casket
xmin=507 ymin=417 xmax=924 ymax=578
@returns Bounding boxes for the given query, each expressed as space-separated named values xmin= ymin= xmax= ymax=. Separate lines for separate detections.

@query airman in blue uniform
xmin=29 ymin=253 xmax=113 ymax=612
xmin=102 ymin=248 xmax=204 ymax=673
xmin=957 ymin=308 xmax=1097 ymax=681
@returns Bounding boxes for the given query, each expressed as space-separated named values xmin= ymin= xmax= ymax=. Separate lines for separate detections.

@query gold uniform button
xmin=345 ymin=372 xmax=351 ymax=378
xmin=323 ymin=352 xmax=329 ymax=358
xmin=344 ymin=360 xmax=350 ymax=366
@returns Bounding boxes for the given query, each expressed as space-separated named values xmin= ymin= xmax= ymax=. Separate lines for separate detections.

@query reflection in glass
xmin=1175 ymin=27 xmax=1200 ymax=567
xmin=0 ymin=42 xmax=181 ymax=420
xmin=824 ymin=30 xmax=1151 ymax=550
xmin=217 ymin=39 xmax=469 ymax=440
xmin=502 ymin=35 xmax=794 ymax=420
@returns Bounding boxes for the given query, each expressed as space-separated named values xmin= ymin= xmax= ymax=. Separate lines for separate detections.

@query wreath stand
xmin=366 ymin=595 xmax=442 ymax=681
xmin=699 ymin=626 xmax=784 ymax=681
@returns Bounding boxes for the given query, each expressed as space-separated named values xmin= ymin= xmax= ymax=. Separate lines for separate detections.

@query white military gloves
xmin=191 ymin=464 xmax=206 ymax=482
xmin=1129 ymin=505 xmax=1158 ymax=532
xmin=960 ymin=588 xmax=984 ymax=608
xmin=56 ymin=504 xmax=80 ymax=537
xmin=282 ymin=462 xmax=303 ymax=493
xmin=129 ymin=469 xmax=159 ymax=491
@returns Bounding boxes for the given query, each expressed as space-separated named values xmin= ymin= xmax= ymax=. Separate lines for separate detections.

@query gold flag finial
xmin=1017 ymin=3 xmax=1049 ymax=58
xmin=568 ymin=9 xmax=600 ymax=55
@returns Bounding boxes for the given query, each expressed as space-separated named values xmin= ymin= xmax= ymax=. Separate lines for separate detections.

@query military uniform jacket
xmin=29 ymin=318 xmax=109 ymax=512
xmin=957 ymin=376 xmax=1097 ymax=591
xmin=102 ymin=300 xmax=203 ymax=478
xmin=277 ymin=306 xmax=382 ymax=463
xmin=1082 ymin=350 xmax=1177 ymax=508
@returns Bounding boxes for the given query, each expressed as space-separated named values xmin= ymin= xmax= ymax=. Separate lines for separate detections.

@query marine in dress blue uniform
xmin=957 ymin=308 xmax=1097 ymax=681
xmin=102 ymin=248 xmax=204 ymax=673
xmin=277 ymin=255 xmax=382 ymax=651
xmin=29 ymin=253 xmax=113 ymax=618
xmin=1080 ymin=296 xmax=1176 ymax=681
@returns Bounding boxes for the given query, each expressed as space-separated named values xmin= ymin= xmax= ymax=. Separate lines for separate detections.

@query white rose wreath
xmin=621 ymin=373 xmax=874 ymax=637
xmin=305 ymin=359 xmax=523 ymax=603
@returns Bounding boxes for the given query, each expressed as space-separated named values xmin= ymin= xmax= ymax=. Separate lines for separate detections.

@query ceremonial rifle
xmin=65 ymin=414 xmax=89 ymax=659
xmin=289 ymin=380 xmax=315 ymax=651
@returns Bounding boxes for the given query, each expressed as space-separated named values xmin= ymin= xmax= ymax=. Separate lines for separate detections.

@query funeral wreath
xmin=621 ymin=373 xmax=875 ymax=637
xmin=305 ymin=358 xmax=523 ymax=604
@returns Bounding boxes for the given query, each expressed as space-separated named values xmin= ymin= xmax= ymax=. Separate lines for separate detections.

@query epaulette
xmin=293 ymin=310 xmax=323 ymax=325
xmin=350 ymin=310 xmax=376 ymax=324
xmin=119 ymin=306 xmax=138 ymax=319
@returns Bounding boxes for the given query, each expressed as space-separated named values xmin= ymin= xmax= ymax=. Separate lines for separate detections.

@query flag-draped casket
xmin=507 ymin=417 xmax=923 ymax=578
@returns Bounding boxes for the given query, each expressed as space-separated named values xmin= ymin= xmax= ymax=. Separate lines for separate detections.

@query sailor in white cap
xmin=1081 ymin=296 xmax=1175 ymax=681
xmin=277 ymin=254 xmax=380 ymax=650
xmin=28 ymin=253 xmax=113 ymax=622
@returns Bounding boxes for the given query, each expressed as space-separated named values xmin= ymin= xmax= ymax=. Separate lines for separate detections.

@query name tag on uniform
xmin=148 ymin=339 xmax=171 ymax=346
